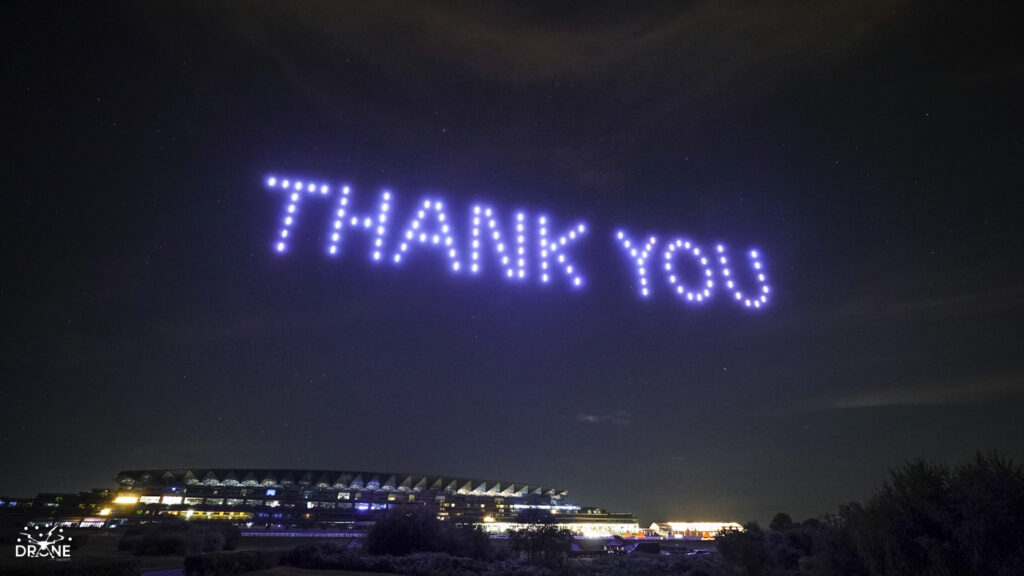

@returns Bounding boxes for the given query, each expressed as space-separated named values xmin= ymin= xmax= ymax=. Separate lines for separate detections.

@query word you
xmin=266 ymin=176 xmax=771 ymax=310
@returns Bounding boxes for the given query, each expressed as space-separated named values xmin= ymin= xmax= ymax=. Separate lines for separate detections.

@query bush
xmin=568 ymin=553 xmax=723 ymax=576
xmin=710 ymin=452 xmax=1024 ymax=576
xmin=715 ymin=523 xmax=768 ymax=576
xmin=184 ymin=549 xmax=285 ymax=576
xmin=366 ymin=508 xmax=440 ymax=556
xmin=118 ymin=520 xmax=240 ymax=556
xmin=481 ymin=559 xmax=557 ymax=576
xmin=365 ymin=508 xmax=492 ymax=559
xmin=2 ymin=557 xmax=140 ymax=576
xmin=283 ymin=542 xmax=377 ymax=571
xmin=283 ymin=544 xmax=494 ymax=576
xmin=848 ymin=452 xmax=1024 ymax=576
xmin=508 ymin=526 xmax=573 ymax=568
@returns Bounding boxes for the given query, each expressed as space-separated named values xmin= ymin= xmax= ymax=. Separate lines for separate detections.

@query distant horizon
xmin=2 ymin=454 xmax=972 ymax=527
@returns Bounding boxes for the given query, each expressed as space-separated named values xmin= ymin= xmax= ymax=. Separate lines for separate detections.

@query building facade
xmin=102 ymin=468 xmax=638 ymax=536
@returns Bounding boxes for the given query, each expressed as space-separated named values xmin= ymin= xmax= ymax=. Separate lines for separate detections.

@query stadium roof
xmin=116 ymin=469 xmax=568 ymax=498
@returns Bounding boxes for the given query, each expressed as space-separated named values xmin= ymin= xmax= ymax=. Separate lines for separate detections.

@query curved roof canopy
xmin=116 ymin=468 xmax=567 ymax=498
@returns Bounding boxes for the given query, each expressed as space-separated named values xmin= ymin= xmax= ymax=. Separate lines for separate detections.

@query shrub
xmin=508 ymin=525 xmax=573 ymax=567
xmin=2 ymin=557 xmax=140 ymax=576
xmin=365 ymin=508 xmax=492 ymax=559
xmin=184 ymin=549 xmax=285 ymax=576
xmin=118 ymin=520 xmax=240 ymax=556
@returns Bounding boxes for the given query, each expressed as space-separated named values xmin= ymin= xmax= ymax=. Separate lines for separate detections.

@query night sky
xmin=4 ymin=1 xmax=1022 ymax=525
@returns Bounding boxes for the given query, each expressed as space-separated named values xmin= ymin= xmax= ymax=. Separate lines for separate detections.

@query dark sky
xmin=4 ymin=1 xmax=1022 ymax=525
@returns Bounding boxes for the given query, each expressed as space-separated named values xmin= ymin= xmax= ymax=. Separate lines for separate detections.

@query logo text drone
xmin=15 ymin=524 xmax=72 ymax=559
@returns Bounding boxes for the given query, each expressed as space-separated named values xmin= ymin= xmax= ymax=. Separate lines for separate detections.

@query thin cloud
xmin=145 ymin=1 xmax=909 ymax=96
xmin=829 ymin=372 xmax=1024 ymax=409
xmin=574 ymin=411 xmax=631 ymax=427
xmin=838 ymin=285 xmax=1024 ymax=323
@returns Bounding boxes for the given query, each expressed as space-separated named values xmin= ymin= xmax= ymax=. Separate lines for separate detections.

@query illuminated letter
xmin=717 ymin=245 xmax=770 ymax=309
xmin=663 ymin=239 xmax=715 ymax=303
xmin=541 ymin=219 xmax=588 ymax=288
xmin=266 ymin=176 xmax=331 ymax=254
xmin=469 ymin=205 xmax=527 ymax=280
xmin=327 ymin=186 xmax=391 ymax=261
xmin=393 ymin=198 xmax=461 ymax=271
xmin=615 ymin=231 xmax=659 ymax=297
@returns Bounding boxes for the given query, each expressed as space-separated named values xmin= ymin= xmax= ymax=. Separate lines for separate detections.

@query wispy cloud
xmin=147 ymin=1 xmax=907 ymax=96
xmin=838 ymin=285 xmax=1024 ymax=323
xmin=574 ymin=411 xmax=631 ymax=427
xmin=829 ymin=372 xmax=1024 ymax=409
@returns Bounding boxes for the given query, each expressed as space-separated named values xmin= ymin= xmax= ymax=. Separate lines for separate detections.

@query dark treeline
xmin=14 ymin=451 xmax=1015 ymax=576
xmin=365 ymin=507 xmax=492 ymax=559
xmin=716 ymin=452 xmax=1024 ymax=575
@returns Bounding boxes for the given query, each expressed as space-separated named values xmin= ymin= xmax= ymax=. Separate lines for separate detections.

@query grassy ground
xmin=246 ymin=568 xmax=398 ymax=576
xmin=69 ymin=533 xmax=186 ymax=572
xmin=0 ymin=532 xmax=351 ymax=573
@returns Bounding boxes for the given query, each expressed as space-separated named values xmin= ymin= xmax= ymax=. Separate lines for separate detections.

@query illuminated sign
xmin=266 ymin=176 xmax=772 ymax=310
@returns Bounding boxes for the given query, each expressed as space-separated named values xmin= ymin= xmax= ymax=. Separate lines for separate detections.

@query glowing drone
xmin=266 ymin=176 xmax=771 ymax=310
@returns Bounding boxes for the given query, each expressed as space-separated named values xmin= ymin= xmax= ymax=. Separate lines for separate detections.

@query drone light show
xmin=266 ymin=176 xmax=772 ymax=310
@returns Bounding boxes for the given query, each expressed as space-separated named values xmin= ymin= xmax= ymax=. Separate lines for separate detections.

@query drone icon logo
xmin=15 ymin=524 xmax=72 ymax=559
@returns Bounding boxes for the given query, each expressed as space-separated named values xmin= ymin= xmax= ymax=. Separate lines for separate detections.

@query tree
xmin=769 ymin=512 xmax=794 ymax=532
xmin=847 ymin=451 xmax=1024 ymax=576
xmin=509 ymin=525 xmax=574 ymax=568
xmin=365 ymin=507 xmax=440 ymax=556
xmin=364 ymin=507 xmax=492 ymax=559
xmin=716 ymin=522 xmax=769 ymax=576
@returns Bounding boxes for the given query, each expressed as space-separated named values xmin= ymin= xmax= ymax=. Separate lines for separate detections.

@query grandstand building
xmin=101 ymin=468 xmax=638 ymax=536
